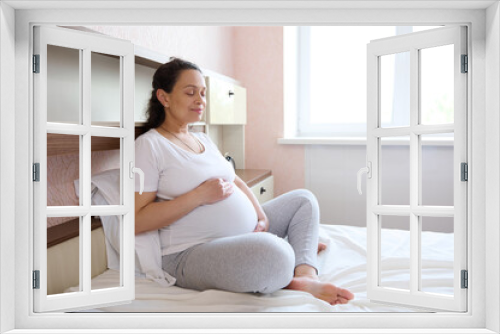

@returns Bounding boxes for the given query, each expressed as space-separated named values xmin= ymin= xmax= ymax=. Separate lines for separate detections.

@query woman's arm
xmin=233 ymin=175 xmax=269 ymax=232
xmin=135 ymin=178 xmax=234 ymax=235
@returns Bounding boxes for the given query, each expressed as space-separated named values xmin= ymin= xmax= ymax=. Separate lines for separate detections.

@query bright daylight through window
xmin=287 ymin=26 xmax=447 ymax=138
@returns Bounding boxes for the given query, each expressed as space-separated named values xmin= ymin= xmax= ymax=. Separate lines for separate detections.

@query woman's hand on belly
xmin=253 ymin=215 xmax=269 ymax=232
xmin=194 ymin=178 xmax=234 ymax=205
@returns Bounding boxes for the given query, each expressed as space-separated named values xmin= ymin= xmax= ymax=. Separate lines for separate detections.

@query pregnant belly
xmin=167 ymin=187 xmax=258 ymax=245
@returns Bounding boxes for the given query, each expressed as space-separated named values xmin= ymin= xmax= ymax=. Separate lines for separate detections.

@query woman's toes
xmin=285 ymin=276 xmax=354 ymax=305
xmin=339 ymin=288 xmax=355 ymax=300
xmin=335 ymin=297 xmax=349 ymax=305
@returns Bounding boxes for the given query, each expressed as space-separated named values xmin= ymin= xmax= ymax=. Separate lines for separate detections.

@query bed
xmin=63 ymin=224 xmax=453 ymax=313
xmin=45 ymin=169 xmax=454 ymax=313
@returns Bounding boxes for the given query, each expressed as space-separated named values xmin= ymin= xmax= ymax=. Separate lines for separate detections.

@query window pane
xmin=91 ymin=136 xmax=121 ymax=205
xmin=91 ymin=52 xmax=122 ymax=127
xmin=309 ymin=26 xmax=396 ymax=125
xmin=421 ymin=134 xmax=454 ymax=206
xmin=47 ymin=45 xmax=81 ymax=125
xmin=420 ymin=217 xmax=454 ymax=296
xmin=380 ymin=215 xmax=410 ymax=291
xmin=380 ymin=137 xmax=410 ymax=205
xmin=91 ymin=216 xmax=121 ymax=290
xmin=47 ymin=216 xmax=81 ymax=295
xmin=47 ymin=133 xmax=81 ymax=206
xmin=380 ymin=52 xmax=410 ymax=127
xmin=420 ymin=44 xmax=454 ymax=125
xmin=300 ymin=26 xmax=439 ymax=135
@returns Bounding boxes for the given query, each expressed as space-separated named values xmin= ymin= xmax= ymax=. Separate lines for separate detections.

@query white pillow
xmin=74 ymin=169 xmax=175 ymax=287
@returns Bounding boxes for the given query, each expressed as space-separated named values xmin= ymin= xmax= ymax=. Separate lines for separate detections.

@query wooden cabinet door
xmin=233 ymin=84 xmax=247 ymax=124
xmin=206 ymin=76 xmax=246 ymax=125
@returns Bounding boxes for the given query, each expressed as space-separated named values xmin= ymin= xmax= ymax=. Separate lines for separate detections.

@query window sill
xmin=278 ymin=137 xmax=454 ymax=146
xmin=278 ymin=137 xmax=368 ymax=145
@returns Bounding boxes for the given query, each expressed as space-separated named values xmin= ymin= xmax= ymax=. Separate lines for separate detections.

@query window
xmin=32 ymin=25 xmax=137 ymax=312
xmin=284 ymin=26 xmax=442 ymax=138
xmin=365 ymin=26 xmax=467 ymax=311
xmin=2 ymin=2 xmax=497 ymax=333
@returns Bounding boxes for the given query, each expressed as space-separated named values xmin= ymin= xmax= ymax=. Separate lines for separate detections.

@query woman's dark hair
xmin=143 ymin=57 xmax=203 ymax=132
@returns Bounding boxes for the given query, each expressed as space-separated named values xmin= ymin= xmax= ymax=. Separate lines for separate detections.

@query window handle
xmin=130 ymin=162 xmax=144 ymax=194
xmin=357 ymin=161 xmax=372 ymax=195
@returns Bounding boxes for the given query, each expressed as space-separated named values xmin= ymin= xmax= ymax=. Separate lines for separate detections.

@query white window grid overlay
xmin=5 ymin=5 xmax=492 ymax=333
xmin=366 ymin=26 xmax=467 ymax=312
xmin=33 ymin=26 xmax=136 ymax=312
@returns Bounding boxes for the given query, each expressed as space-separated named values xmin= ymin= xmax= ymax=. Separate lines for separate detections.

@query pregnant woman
xmin=134 ymin=57 xmax=354 ymax=306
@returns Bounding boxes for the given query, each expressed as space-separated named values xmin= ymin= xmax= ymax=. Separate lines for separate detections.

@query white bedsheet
xmin=77 ymin=224 xmax=454 ymax=312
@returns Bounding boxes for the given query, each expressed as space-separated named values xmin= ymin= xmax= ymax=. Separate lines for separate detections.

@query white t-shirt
xmin=135 ymin=129 xmax=257 ymax=255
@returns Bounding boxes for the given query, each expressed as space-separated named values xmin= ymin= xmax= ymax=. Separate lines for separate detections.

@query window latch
xmin=129 ymin=162 xmax=144 ymax=194
xmin=357 ymin=161 xmax=372 ymax=195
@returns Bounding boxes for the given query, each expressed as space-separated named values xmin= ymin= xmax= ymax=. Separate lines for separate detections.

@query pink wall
xmin=233 ymin=27 xmax=305 ymax=196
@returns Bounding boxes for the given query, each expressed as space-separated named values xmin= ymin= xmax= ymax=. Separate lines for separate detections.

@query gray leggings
xmin=162 ymin=189 xmax=320 ymax=294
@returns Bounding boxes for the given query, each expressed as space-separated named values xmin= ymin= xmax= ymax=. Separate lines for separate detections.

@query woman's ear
xmin=156 ymin=89 xmax=169 ymax=108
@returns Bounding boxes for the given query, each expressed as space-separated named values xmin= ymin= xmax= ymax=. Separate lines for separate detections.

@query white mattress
xmin=78 ymin=224 xmax=453 ymax=312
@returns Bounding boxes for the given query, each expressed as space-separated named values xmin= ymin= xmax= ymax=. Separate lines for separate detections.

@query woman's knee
xmin=248 ymin=233 xmax=295 ymax=293
xmin=256 ymin=233 xmax=294 ymax=262
xmin=287 ymin=189 xmax=320 ymax=225
xmin=292 ymin=189 xmax=319 ymax=209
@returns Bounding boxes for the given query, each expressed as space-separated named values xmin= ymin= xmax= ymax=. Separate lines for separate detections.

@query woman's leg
xmin=263 ymin=189 xmax=320 ymax=273
xmin=263 ymin=189 xmax=354 ymax=305
xmin=162 ymin=232 xmax=295 ymax=294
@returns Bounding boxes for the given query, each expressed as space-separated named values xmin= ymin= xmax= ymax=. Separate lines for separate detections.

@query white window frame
xmin=1 ymin=2 xmax=499 ymax=333
xmin=33 ymin=25 xmax=136 ymax=313
xmin=366 ymin=26 xmax=468 ymax=312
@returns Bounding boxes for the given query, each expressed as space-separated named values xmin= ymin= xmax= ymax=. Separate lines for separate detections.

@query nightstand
xmin=235 ymin=169 xmax=274 ymax=204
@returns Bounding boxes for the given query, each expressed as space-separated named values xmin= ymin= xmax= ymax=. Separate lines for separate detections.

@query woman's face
xmin=162 ymin=69 xmax=206 ymax=125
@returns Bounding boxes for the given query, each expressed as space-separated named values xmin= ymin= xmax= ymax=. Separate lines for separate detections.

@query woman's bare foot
xmin=285 ymin=275 xmax=354 ymax=305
